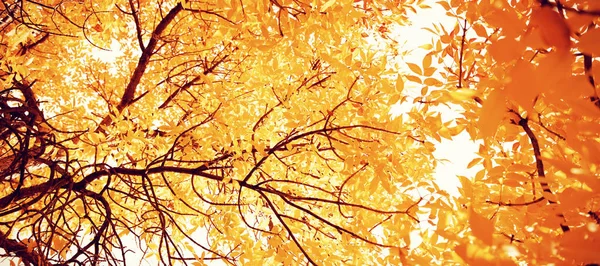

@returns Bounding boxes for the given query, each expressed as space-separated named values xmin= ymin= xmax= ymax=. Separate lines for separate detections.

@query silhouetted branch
xmin=98 ymin=3 xmax=184 ymax=130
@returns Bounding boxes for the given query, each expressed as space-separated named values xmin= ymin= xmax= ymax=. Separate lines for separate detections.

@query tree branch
xmin=0 ymin=230 xmax=50 ymax=266
xmin=97 ymin=3 xmax=184 ymax=130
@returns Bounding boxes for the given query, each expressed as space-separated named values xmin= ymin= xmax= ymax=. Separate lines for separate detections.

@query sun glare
xmin=90 ymin=39 xmax=126 ymax=63
xmin=387 ymin=2 xmax=479 ymax=197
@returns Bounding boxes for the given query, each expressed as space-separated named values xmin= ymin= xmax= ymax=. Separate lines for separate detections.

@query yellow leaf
xmin=405 ymin=75 xmax=422 ymax=83
xmin=423 ymin=66 xmax=437 ymax=76
xmin=320 ymin=0 xmax=336 ymax=12
xmin=419 ymin=43 xmax=433 ymax=50
xmin=369 ymin=175 xmax=380 ymax=193
xmin=439 ymin=126 xmax=452 ymax=139
xmin=422 ymin=53 xmax=432 ymax=68
xmin=467 ymin=157 xmax=482 ymax=169
xmin=388 ymin=94 xmax=401 ymax=105
xmin=423 ymin=77 xmax=440 ymax=86
xmin=406 ymin=63 xmax=422 ymax=75
xmin=395 ymin=75 xmax=404 ymax=93
xmin=450 ymin=88 xmax=477 ymax=101
xmin=380 ymin=174 xmax=394 ymax=194
xmin=457 ymin=175 xmax=473 ymax=197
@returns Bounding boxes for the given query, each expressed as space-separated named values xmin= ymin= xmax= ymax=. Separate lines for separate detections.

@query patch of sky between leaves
xmin=386 ymin=2 xmax=481 ymax=197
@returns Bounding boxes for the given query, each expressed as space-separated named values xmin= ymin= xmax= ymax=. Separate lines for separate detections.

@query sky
xmin=388 ymin=3 xmax=480 ymax=197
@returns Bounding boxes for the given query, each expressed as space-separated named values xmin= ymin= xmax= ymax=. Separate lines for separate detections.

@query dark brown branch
xmin=540 ymin=0 xmax=600 ymax=16
xmin=537 ymin=113 xmax=566 ymax=141
xmin=17 ymin=32 xmax=50 ymax=56
xmin=260 ymin=185 xmax=419 ymax=217
xmin=457 ymin=17 xmax=467 ymax=88
xmin=0 ymin=164 xmax=219 ymax=210
xmin=0 ymin=230 xmax=50 ymax=266
xmin=516 ymin=115 xmax=554 ymax=199
xmin=500 ymin=232 xmax=523 ymax=243
xmin=510 ymin=110 xmax=571 ymax=232
xmin=97 ymin=3 xmax=184 ymax=130
xmin=277 ymin=194 xmax=400 ymax=248
xmin=486 ymin=197 xmax=546 ymax=206
xmin=128 ymin=0 xmax=145 ymax=51
xmin=241 ymin=124 xmax=406 ymax=183
xmin=158 ymin=54 xmax=229 ymax=109
xmin=258 ymin=190 xmax=317 ymax=265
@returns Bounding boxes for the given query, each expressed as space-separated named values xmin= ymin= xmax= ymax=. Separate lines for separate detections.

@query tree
xmin=425 ymin=0 xmax=600 ymax=265
xmin=0 ymin=0 xmax=598 ymax=265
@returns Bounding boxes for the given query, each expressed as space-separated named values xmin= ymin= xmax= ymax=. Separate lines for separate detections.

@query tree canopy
xmin=0 ymin=0 xmax=599 ymax=265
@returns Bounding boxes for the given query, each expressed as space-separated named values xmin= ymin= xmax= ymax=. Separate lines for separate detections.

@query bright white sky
xmin=382 ymin=2 xmax=484 ymax=256
xmin=388 ymin=3 xmax=480 ymax=197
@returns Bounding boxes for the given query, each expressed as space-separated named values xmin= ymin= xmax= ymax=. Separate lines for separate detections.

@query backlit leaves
xmin=478 ymin=89 xmax=505 ymax=138
xmin=529 ymin=6 xmax=571 ymax=53
xmin=1 ymin=0 xmax=600 ymax=265
xmin=577 ymin=27 xmax=600 ymax=55
xmin=469 ymin=209 xmax=494 ymax=246
xmin=436 ymin=0 xmax=600 ymax=265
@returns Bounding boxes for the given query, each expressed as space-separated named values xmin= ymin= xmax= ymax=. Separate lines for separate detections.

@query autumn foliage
xmin=0 ymin=0 xmax=599 ymax=265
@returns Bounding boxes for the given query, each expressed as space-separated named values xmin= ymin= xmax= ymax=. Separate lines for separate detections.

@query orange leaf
xmin=92 ymin=23 xmax=103 ymax=32
xmin=455 ymin=243 xmax=514 ymax=266
xmin=477 ymin=89 xmax=505 ymax=138
xmin=488 ymin=37 xmax=524 ymax=63
xmin=484 ymin=8 xmax=524 ymax=39
xmin=577 ymin=27 xmax=600 ymax=56
xmin=530 ymin=6 xmax=571 ymax=53
xmin=505 ymin=60 xmax=538 ymax=111
xmin=472 ymin=23 xmax=488 ymax=37
xmin=469 ymin=209 xmax=494 ymax=246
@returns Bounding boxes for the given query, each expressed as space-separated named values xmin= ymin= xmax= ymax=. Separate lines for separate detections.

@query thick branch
xmin=128 ymin=0 xmax=145 ymax=51
xmin=0 ymin=231 xmax=50 ymax=266
xmin=0 ymin=164 xmax=218 ymax=210
xmin=98 ymin=3 xmax=184 ymax=129
xmin=512 ymin=111 xmax=570 ymax=232
xmin=517 ymin=116 xmax=554 ymax=198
